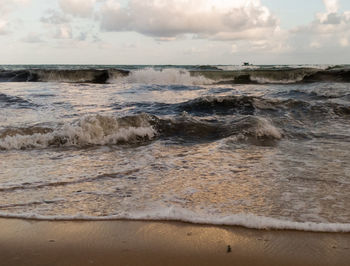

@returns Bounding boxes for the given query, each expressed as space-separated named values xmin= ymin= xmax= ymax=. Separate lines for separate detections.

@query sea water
xmin=0 ymin=65 xmax=349 ymax=232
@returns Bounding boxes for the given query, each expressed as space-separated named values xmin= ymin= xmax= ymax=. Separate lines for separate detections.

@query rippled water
xmin=0 ymin=67 xmax=350 ymax=231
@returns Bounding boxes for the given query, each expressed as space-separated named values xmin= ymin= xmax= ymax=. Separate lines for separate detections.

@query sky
xmin=0 ymin=0 xmax=350 ymax=65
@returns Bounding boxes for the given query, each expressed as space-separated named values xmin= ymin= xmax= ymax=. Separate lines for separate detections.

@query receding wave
xmin=1 ymin=67 xmax=350 ymax=84
xmin=0 ymin=169 xmax=141 ymax=192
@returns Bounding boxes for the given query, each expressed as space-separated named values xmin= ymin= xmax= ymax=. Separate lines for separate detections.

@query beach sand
xmin=0 ymin=218 xmax=349 ymax=266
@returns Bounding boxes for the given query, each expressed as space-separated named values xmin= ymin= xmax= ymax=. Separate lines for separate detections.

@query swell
xmin=1 ymin=67 xmax=350 ymax=84
xmin=0 ymin=69 xmax=129 ymax=83
xmin=191 ymin=68 xmax=350 ymax=84
xmin=176 ymin=95 xmax=350 ymax=117
xmin=154 ymin=115 xmax=282 ymax=142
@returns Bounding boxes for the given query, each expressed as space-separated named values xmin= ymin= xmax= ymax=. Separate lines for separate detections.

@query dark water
xmin=0 ymin=65 xmax=349 ymax=231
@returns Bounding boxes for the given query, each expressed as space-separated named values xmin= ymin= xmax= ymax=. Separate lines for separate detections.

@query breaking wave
xmin=0 ymin=114 xmax=156 ymax=150
xmin=1 ymin=94 xmax=348 ymax=150
xmin=0 ymin=112 xmax=283 ymax=150
xmin=0 ymin=69 xmax=129 ymax=83
xmin=112 ymin=68 xmax=212 ymax=85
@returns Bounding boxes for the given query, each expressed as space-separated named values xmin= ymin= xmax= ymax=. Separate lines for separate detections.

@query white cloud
xmin=339 ymin=37 xmax=349 ymax=47
xmin=99 ymin=0 xmax=278 ymax=41
xmin=310 ymin=41 xmax=321 ymax=48
xmin=231 ymin=44 xmax=238 ymax=54
xmin=59 ymin=0 xmax=96 ymax=17
xmin=323 ymin=0 xmax=339 ymax=13
xmin=0 ymin=20 xmax=9 ymax=35
xmin=55 ymin=24 xmax=73 ymax=39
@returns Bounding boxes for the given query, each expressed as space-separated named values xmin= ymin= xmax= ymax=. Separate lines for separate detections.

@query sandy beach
xmin=0 ymin=218 xmax=349 ymax=266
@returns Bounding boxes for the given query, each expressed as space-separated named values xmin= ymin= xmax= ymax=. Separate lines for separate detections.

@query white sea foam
xmin=309 ymin=84 xmax=350 ymax=98
xmin=0 ymin=207 xmax=349 ymax=232
xmin=249 ymin=117 xmax=282 ymax=139
xmin=111 ymin=68 xmax=212 ymax=85
xmin=251 ymin=76 xmax=305 ymax=84
xmin=230 ymin=117 xmax=282 ymax=141
xmin=0 ymin=114 xmax=156 ymax=150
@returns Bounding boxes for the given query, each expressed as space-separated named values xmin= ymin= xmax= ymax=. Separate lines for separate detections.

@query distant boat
xmin=243 ymin=62 xmax=251 ymax=66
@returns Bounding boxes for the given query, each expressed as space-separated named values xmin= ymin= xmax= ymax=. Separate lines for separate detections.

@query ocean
xmin=0 ymin=64 xmax=349 ymax=232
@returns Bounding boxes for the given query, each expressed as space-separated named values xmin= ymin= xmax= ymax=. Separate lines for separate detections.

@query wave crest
xmin=113 ymin=68 xmax=212 ymax=85
xmin=0 ymin=114 xmax=156 ymax=150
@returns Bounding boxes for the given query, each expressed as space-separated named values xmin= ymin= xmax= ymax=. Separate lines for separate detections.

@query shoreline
xmin=0 ymin=213 xmax=349 ymax=233
xmin=0 ymin=218 xmax=350 ymax=266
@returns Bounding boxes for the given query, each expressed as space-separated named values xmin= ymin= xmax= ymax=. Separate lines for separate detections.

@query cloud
xmin=0 ymin=20 xmax=9 ymax=35
xmin=22 ymin=32 xmax=45 ymax=43
xmin=230 ymin=44 xmax=238 ymax=54
xmin=339 ymin=37 xmax=349 ymax=47
xmin=323 ymin=0 xmax=339 ymax=13
xmin=41 ymin=9 xmax=71 ymax=24
xmin=0 ymin=0 xmax=31 ymax=34
xmin=310 ymin=41 xmax=321 ymax=48
xmin=40 ymin=8 xmax=73 ymax=40
xmin=0 ymin=0 xmax=31 ymax=16
xmin=58 ymin=0 xmax=96 ymax=17
xmin=320 ymin=12 xmax=341 ymax=24
xmin=99 ymin=0 xmax=278 ymax=41
xmin=40 ymin=6 xmax=102 ymax=43
xmin=317 ymin=0 xmax=342 ymax=25
xmin=291 ymin=0 xmax=350 ymax=51
xmin=77 ymin=31 xmax=87 ymax=41
xmin=54 ymin=24 xmax=73 ymax=39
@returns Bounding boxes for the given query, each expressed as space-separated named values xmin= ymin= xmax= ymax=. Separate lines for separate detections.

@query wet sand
xmin=0 ymin=218 xmax=349 ymax=266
